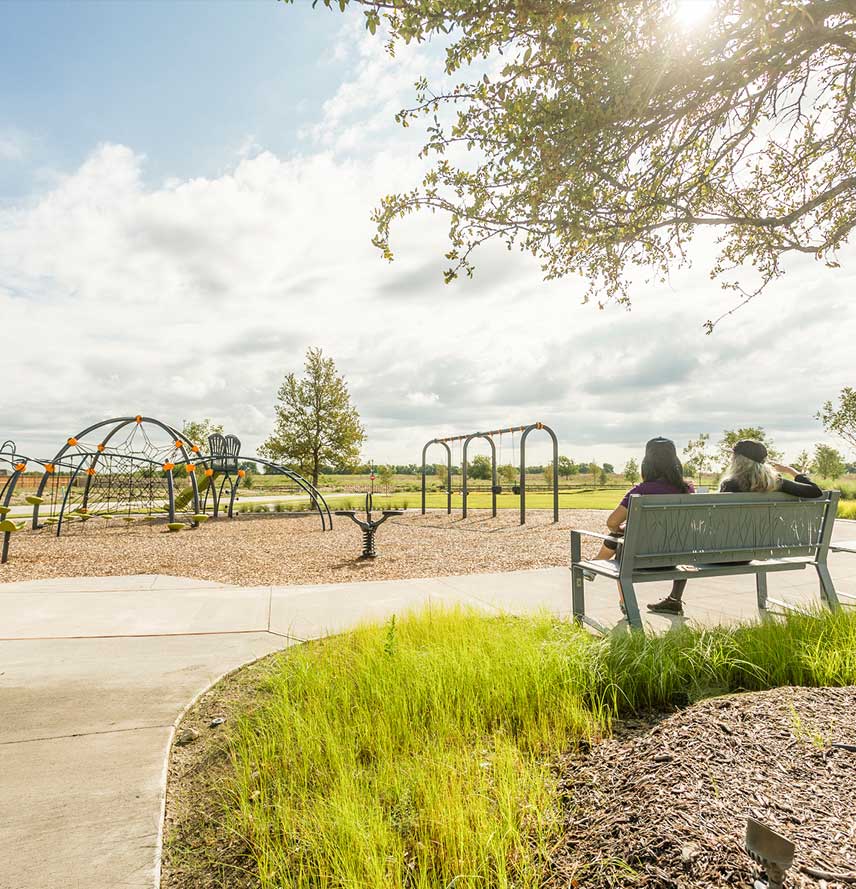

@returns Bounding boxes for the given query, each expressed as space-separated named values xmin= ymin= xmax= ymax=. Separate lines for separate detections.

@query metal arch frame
xmin=248 ymin=457 xmax=334 ymax=530
xmin=0 ymin=445 xmax=81 ymax=559
xmin=462 ymin=432 xmax=498 ymax=519
xmin=1 ymin=442 xmax=34 ymax=564
xmin=420 ymin=440 xmax=453 ymax=515
xmin=32 ymin=416 xmax=202 ymax=530
xmin=519 ymin=422 xmax=559 ymax=525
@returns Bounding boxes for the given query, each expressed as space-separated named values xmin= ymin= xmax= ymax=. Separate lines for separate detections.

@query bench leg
xmin=618 ymin=579 xmax=642 ymax=631
xmin=571 ymin=565 xmax=586 ymax=625
xmin=755 ymin=573 xmax=768 ymax=611
xmin=816 ymin=563 xmax=841 ymax=612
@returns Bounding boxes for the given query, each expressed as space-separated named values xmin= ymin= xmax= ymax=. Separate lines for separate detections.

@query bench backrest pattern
xmin=622 ymin=492 xmax=838 ymax=569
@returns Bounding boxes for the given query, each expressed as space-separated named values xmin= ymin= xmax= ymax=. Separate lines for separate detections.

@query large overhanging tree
xmin=290 ymin=0 xmax=856 ymax=328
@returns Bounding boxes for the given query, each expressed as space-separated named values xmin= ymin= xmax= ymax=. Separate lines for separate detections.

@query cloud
xmin=2 ymin=19 xmax=855 ymax=469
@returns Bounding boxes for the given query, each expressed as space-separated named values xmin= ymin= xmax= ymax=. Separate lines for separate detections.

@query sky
xmin=2 ymin=0 xmax=854 ymax=470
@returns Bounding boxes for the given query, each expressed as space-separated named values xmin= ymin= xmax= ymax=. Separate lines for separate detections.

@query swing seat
xmin=167 ymin=522 xmax=185 ymax=532
xmin=43 ymin=517 xmax=59 ymax=525
xmin=122 ymin=516 xmax=136 ymax=524
xmin=25 ymin=495 xmax=44 ymax=505
xmin=491 ymin=485 xmax=503 ymax=495
xmin=101 ymin=514 xmax=114 ymax=521
xmin=512 ymin=485 xmax=521 ymax=495
xmin=0 ymin=505 xmax=11 ymax=515
xmin=191 ymin=514 xmax=209 ymax=523
xmin=0 ymin=519 xmax=24 ymax=533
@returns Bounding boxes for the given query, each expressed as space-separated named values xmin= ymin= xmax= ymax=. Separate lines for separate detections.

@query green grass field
xmin=204 ymin=608 xmax=856 ymax=889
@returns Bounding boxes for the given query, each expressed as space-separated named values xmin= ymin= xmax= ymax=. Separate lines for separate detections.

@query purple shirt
xmin=619 ymin=479 xmax=695 ymax=508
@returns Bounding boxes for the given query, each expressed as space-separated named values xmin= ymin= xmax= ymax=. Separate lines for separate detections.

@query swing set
xmin=420 ymin=422 xmax=560 ymax=525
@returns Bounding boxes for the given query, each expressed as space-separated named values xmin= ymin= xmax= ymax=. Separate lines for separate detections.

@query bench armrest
xmin=571 ymin=529 xmax=623 ymax=545
xmin=570 ymin=528 xmax=623 ymax=567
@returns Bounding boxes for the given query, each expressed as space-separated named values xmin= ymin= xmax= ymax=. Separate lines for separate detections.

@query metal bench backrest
xmin=621 ymin=491 xmax=839 ymax=570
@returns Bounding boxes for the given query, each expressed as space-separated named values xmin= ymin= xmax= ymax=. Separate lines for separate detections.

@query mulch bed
xmin=0 ymin=508 xmax=606 ymax=586
xmin=548 ymin=686 xmax=856 ymax=888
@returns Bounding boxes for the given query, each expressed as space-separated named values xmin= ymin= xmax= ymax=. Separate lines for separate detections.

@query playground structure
xmin=0 ymin=416 xmax=332 ymax=564
xmin=420 ymin=422 xmax=559 ymax=525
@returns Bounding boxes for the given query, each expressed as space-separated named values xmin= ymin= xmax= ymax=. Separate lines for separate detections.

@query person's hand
xmin=770 ymin=462 xmax=798 ymax=476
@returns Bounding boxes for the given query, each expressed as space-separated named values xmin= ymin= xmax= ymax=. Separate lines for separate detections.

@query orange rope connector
xmin=97 ymin=443 xmax=105 ymax=452
xmin=237 ymin=469 xmax=246 ymax=478
xmin=87 ymin=467 xmax=97 ymax=476
xmin=45 ymin=463 xmax=55 ymax=474
xmin=191 ymin=445 xmax=200 ymax=454
xmin=67 ymin=437 xmax=78 ymax=446
xmin=135 ymin=415 xmax=143 ymax=424
xmin=163 ymin=462 xmax=175 ymax=472
xmin=186 ymin=464 xmax=196 ymax=473
xmin=174 ymin=440 xmax=183 ymax=449
xmin=204 ymin=468 xmax=214 ymax=477
xmin=14 ymin=462 xmax=26 ymax=472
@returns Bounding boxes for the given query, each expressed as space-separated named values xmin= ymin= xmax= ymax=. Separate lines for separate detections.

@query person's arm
xmin=606 ymin=504 xmax=628 ymax=533
xmin=770 ymin=463 xmax=823 ymax=498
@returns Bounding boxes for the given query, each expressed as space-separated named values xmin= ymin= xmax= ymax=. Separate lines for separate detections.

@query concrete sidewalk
xmin=1 ymin=522 xmax=855 ymax=889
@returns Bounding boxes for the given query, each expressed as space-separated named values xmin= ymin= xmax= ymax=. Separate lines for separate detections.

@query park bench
xmin=570 ymin=491 xmax=841 ymax=631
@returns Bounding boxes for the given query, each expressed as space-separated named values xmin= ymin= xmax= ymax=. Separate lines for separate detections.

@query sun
xmin=673 ymin=0 xmax=716 ymax=30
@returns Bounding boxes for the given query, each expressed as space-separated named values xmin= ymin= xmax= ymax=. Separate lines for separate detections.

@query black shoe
xmin=647 ymin=596 xmax=683 ymax=615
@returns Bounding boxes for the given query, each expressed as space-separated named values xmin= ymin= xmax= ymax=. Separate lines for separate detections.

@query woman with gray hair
xmin=648 ymin=439 xmax=822 ymax=614
xmin=718 ymin=439 xmax=822 ymax=497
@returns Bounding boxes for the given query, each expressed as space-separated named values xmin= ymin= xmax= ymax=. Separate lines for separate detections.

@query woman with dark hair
xmin=590 ymin=437 xmax=694 ymax=616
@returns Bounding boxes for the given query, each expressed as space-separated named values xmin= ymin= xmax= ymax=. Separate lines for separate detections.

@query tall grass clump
xmin=220 ymin=608 xmax=856 ymax=889
xmin=589 ymin=609 xmax=856 ymax=714
xmin=226 ymin=611 xmax=599 ymax=889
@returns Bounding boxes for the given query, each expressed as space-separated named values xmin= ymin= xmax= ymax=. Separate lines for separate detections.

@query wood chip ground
xmin=548 ymin=686 xmax=856 ymax=889
xmin=0 ymin=508 xmax=606 ymax=585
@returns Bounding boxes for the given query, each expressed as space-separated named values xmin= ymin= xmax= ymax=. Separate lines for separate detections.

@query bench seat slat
xmin=577 ymin=557 xmax=810 ymax=582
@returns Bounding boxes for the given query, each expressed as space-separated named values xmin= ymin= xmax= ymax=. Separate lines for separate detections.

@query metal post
xmin=519 ymin=422 xmax=560 ymax=525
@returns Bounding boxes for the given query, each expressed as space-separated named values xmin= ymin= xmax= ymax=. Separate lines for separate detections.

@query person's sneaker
xmin=581 ymin=568 xmax=597 ymax=582
xmin=647 ymin=596 xmax=683 ymax=615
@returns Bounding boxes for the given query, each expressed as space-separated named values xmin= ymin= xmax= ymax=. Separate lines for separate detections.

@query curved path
xmin=2 ymin=522 xmax=855 ymax=888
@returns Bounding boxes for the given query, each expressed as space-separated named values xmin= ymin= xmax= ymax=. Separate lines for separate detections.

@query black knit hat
xmin=733 ymin=439 xmax=767 ymax=463
xmin=644 ymin=437 xmax=678 ymax=459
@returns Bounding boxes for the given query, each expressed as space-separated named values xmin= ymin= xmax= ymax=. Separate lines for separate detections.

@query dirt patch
xmin=0 ymin=508 xmax=607 ymax=586
xmin=548 ymin=686 xmax=856 ymax=888
xmin=162 ymin=649 xmax=292 ymax=889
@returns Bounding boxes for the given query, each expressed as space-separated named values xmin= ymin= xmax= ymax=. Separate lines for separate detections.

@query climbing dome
xmin=30 ymin=416 xmax=204 ymax=534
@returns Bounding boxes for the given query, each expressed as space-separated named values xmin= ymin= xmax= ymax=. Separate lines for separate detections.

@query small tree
xmin=602 ymin=462 xmax=615 ymax=475
xmin=435 ymin=463 xmax=448 ymax=487
xmin=543 ymin=463 xmax=554 ymax=488
xmin=794 ymin=450 xmax=812 ymax=473
xmin=683 ymin=433 xmax=715 ymax=483
xmin=813 ymin=444 xmax=846 ymax=481
xmin=818 ymin=388 xmax=856 ymax=453
xmin=260 ymin=348 xmax=365 ymax=486
xmin=623 ymin=458 xmax=640 ymax=485
xmin=557 ymin=456 xmax=576 ymax=478
xmin=718 ymin=428 xmax=781 ymax=464
xmin=181 ymin=418 xmax=224 ymax=450
xmin=498 ymin=464 xmax=517 ymax=486
xmin=588 ymin=461 xmax=599 ymax=480
xmin=468 ymin=454 xmax=492 ymax=480
xmin=597 ymin=467 xmax=608 ymax=487
xmin=377 ymin=465 xmax=395 ymax=491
